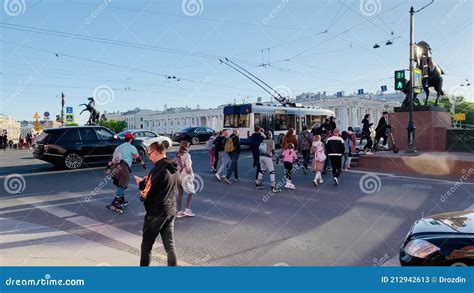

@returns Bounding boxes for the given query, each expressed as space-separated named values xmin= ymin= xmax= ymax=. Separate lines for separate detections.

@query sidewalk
xmin=358 ymin=151 xmax=474 ymax=181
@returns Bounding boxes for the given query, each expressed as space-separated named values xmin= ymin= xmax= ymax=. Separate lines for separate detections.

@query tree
xmin=99 ymin=120 xmax=128 ymax=133
xmin=428 ymin=95 xmax=474 ymax=126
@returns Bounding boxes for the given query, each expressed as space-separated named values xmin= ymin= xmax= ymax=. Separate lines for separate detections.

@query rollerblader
xmin=106 ymin=133 xmax=147 ymax=214
xmin=256 ymin=131 xmax=279 ymax=193
xmin=282 ymin=143 xmax=298 ymax=190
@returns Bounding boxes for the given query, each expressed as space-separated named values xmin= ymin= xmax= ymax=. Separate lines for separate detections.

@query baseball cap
xmin=124 ymin=133 xmax=134 ymax=140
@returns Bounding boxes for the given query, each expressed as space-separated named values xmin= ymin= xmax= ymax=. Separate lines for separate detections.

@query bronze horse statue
xmin=401 ymin=41 xmax=445 ymax=107
xmin=80 ymin=97 xmax=101 ymax=125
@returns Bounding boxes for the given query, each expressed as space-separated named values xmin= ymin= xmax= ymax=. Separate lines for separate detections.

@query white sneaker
xmin=183 ymin=208 xmax=195 ymax=217
xmin=313 ymin=179 xmax=318 ymax=186
xmin=215 ymin=173 xmax=221 ymax=181
xmin=176 ymin=210 xmax=185 ymax=218
xmin=318 ymin=178 xmax=324 ymax=184
xmin=333 ymin=177 xmax=339 ymax=186
xmin=366 ymin=151 xmax=373 ymax=155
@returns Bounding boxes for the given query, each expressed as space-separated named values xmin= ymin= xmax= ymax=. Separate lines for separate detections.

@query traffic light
xmin=394 ymin=70 xmax=406 ymax=90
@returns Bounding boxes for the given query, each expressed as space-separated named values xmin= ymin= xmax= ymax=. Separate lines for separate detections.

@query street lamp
xmin=405 ymin=1 xmax=434 ymax=155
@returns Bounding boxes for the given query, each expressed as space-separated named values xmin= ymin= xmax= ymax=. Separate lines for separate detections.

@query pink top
xmin=282 ymin=149 xmax=298 ymax=163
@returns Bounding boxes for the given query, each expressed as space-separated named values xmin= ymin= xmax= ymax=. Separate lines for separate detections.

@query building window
xmin=140 ymin=124 xmax=143 ymax=129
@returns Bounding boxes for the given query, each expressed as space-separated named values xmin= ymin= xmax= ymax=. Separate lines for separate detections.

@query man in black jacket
xmin=375 ymin=111 xmax=391 ymax=149
xmin=249 ymin=126 xmax=265 ymax=180
xmin=325 ymin=128 xmax=345 ymax=186
xmin=137 ymin=142 xmax=179 ymax=266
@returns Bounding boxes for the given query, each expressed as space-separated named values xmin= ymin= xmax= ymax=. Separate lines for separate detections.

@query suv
xmin=33 ymin=126 xmax=147 ymax=170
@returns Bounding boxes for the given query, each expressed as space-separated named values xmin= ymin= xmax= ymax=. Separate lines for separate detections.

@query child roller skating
xmin=105 ymin=133 xmax=147 ymax=214
xmin=282 ymin=143 xmax=298 ymax=190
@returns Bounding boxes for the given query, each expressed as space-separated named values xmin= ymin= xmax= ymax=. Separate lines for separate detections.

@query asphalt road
xmin=1 ymin=148 xmax=473 ymax=266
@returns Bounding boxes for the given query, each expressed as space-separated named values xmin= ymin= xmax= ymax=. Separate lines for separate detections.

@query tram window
xmin=224 ymin=114 xmax=239 ymax=128
xmin=254 ymin=113 xmax=261 ymax=129
xmin=239 ymin=113 xmax=250 ymax=128
xmin=274 ymin=114 xmax=295 ymax=131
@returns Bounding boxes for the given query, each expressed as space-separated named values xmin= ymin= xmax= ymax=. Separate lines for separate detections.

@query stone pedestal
xmin=389 ymin=109 xmax=451 ymax=152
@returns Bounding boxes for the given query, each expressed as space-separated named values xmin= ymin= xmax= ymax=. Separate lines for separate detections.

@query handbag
xmin=179 ymin=171 xmax=196 ymax=194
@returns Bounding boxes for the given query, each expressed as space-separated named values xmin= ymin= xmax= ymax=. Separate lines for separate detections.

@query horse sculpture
xmin=401 ymin=41 xmax=445 ymax=107
xmin=80 ymin=97 xmax=101 ymax=125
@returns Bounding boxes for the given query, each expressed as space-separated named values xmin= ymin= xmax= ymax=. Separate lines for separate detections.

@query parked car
xmin=172 ymin=127 xmax=214 ymax=145
xmin=399 ymin=210 xmax=474 ymax=266
xmin=33 ymin=126 xmax=147 ymax=170
xmin=117 ymin=130 xmax=172 ymax=149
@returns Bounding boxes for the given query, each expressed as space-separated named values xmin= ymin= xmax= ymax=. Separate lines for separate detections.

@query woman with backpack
xmin=256 ymin=131 xmax=277 ymax=192
xmin=175 ymin=141 xmax=196 ymax=218
xmin=311 ymin=135 xmax=326 ymax=186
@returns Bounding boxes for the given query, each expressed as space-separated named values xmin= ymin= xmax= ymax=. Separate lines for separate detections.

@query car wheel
xmin=162 ymin=141 xmax=170 ymax=149
xmin=64 ymin=152 xmax=83 ymax=170
xmin=450 ymin=262 xmax=467 ymax=267
xmin=191 ymin=137 xmax=199 ymax=145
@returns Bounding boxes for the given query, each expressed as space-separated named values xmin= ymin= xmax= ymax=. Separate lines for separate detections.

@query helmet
xmin=124 ymin=133 xmax=134 ymax=140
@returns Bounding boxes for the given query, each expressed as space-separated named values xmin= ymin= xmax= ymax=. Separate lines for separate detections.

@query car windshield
xmin=117 ymin=131 xmax=129 ymax=139
xmin=183 ymin=127 xmax=196 ymax=132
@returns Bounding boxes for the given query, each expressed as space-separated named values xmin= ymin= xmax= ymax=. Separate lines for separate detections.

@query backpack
xmin=258 ymin=141 xmax=267 ymax=155
xmin=224 ymin=137 xmax=235 ymax=153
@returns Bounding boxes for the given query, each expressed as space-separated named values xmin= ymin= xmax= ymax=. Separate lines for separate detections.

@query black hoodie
xmin=143 ymin=157 xmax=178 ymax=217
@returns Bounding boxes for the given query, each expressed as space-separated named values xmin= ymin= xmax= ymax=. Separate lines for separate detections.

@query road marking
xmin=0 ymin=166 xmax=105 ymax=179
xmin=40 ymin=206 xmax=192 ymax=266
xmin=0 ymin=192 xmax=105 ymax=210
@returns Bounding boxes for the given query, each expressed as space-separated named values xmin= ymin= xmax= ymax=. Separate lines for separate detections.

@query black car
xmin=33 ymin=126 xmax=147 ymax=170
xmin=400 ymin=210 xmax=474 ymax=266
xmin=172 ymin=127 xmax=214 ymax=145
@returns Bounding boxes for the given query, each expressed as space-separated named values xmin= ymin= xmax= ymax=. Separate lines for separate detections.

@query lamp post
xmin=405 ymin=1 xmax=435 ymax=155
xmin=406 ymin=6 xmax=417 ymax=155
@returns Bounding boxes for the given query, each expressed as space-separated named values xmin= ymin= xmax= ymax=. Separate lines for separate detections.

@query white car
xmin=117 ymin=130 xmax=172 ymax=150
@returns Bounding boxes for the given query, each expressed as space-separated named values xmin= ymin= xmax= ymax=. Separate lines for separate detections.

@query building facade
xmin=0 ymin=114 xmax=21 ymax=140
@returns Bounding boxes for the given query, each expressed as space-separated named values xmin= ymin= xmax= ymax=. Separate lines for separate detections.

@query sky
xmin=1 ymin=0 xmax=472 ymax=124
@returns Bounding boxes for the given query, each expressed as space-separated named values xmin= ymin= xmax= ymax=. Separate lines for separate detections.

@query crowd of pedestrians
xmin=105 ymin=112 xmax=391 ymax=267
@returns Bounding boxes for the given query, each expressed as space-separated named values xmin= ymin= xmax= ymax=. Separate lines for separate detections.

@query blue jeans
xmin=116 ymin=187 xmax=125 ymax=198
xmin=216 ymin=152 xmax=230 ymax=177
xmin=226 ymin=152 xmax=239 ymax=179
